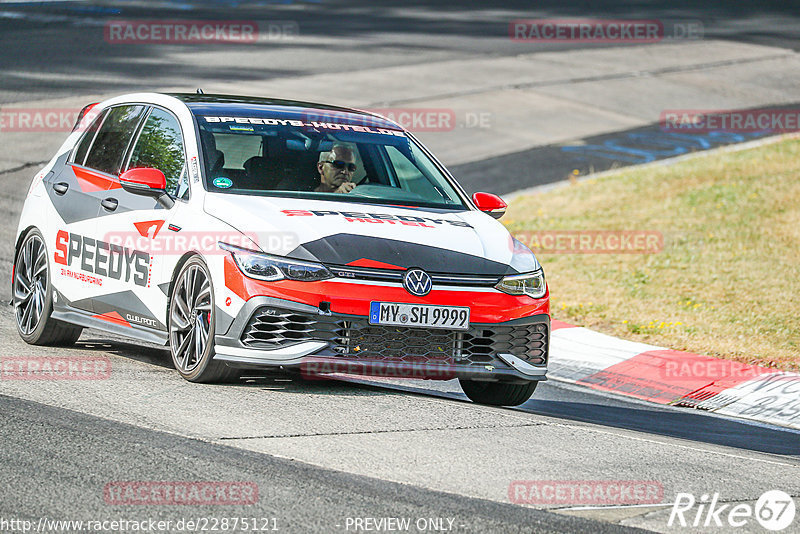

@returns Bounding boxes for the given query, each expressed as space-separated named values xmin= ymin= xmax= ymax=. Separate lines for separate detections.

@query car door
xmin=91 ymin=106 xmax=189 ymax=334
xmin=44 ymin=108 xmax=108 ymax=233
xmin=47 ymin=104 xmax=148 ymax=313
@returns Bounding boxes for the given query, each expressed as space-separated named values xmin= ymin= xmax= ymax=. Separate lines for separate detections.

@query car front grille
xmin=326 ymin=265 xmax=502 ymax=287
xmin=241 ymin=308 xmax=548 ymax=367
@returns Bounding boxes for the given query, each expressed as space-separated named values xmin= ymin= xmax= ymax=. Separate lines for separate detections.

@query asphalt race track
xmin=0 ymin=2 xmax=798 ymax=533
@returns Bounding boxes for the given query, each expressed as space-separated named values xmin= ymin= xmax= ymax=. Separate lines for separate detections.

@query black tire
xmin=13 ymin=229 xmax=83 ymax=346
xmin=459 ymin=379 xmax=537 ymax=406
xmin=168 ymin=256 xmax=239 ymax=383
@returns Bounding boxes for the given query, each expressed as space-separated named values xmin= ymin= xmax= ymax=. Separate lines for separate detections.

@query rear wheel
xmin=14 ymin=229 xmax=82 ymax=346
xmin=459 ymin=379 xmax=537 ymax=406
xmin=169 ymin=256 xmax=238 ymax=383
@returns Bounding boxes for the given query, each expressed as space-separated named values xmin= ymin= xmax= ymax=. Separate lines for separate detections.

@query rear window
xmin=214 ymin=133 xmax=262 ymax=169
xmin=72 ymin=109 xmax=108 ymax=166
xmin=83 ymin=105 xmax=147 ymax=175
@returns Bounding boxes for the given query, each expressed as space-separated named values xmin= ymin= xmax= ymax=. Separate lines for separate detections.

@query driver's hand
xmin=335 ymin=181 xmax=356 ymax=194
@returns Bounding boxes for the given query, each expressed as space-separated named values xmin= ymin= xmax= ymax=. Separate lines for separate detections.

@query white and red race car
xmin=14 ymin=92 xmax=549 ymax=406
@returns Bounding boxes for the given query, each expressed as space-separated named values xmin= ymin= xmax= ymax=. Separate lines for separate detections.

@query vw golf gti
xmin=13 ymin=93 xmax=550 ymax=406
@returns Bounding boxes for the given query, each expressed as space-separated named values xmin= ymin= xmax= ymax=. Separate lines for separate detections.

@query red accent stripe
xmin=223 ymin=255 xmax=549 ymax=322
xmin=224 ymin=257 xmax=250 ymax=301
xmin=577 ymin=349 xmax=775 ymax=404
xmin=92 ymin=311 xmax=131 ymax=328
xmin=72 ymin=165 xmax=122 ymax=193
xmin=346 ymin=258 xmax=405 ymax=270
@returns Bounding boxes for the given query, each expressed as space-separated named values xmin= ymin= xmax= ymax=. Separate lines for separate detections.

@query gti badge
xmin=403 ymin=269 xmax=432 ymax=296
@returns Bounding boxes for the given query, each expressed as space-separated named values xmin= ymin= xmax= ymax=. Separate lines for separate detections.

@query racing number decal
xmin=133 ymin=220 xmax=166 ymax=239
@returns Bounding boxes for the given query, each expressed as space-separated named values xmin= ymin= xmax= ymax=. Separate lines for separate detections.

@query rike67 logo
xmin=669 ymin=490 xmax=796 ymax=531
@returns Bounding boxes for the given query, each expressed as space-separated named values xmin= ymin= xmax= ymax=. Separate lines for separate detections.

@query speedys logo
xmin=54 ymin=230 xmax=150 ymax=287
xmin=281 ymin=209 xmax=473 ymax=228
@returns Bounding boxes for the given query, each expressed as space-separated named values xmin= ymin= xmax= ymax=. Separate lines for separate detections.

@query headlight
xmin=495 ymin=269 xmax=546 ymax=299
xmin=219 ymin=243 xmax=332 ymax=282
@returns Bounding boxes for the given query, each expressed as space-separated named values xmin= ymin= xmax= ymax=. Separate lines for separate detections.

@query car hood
xmin=204 ymin=194 xmax=539 ymax=275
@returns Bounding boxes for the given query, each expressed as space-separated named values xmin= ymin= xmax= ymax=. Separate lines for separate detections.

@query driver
xmin=315 ymin=144 xmax=357 ymax=193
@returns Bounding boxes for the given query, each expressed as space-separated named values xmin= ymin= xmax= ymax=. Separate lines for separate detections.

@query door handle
xmin=101 ymin=198 xmax=119 ymax=212
xmin=53 ymin=182 xmax=69 ymax=195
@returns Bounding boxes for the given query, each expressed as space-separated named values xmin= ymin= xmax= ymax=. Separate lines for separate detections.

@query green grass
xmin=504 ymin=137 xmax=800 ymax=371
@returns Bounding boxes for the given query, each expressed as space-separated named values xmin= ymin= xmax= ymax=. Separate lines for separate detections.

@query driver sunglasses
xmin=324 ymin=159 xmax=357 ymax=172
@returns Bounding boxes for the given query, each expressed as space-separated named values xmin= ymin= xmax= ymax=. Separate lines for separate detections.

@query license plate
xmin=369 ymin=302 xmax=470 ymax=330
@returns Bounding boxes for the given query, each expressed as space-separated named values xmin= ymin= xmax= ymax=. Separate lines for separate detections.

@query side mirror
xmin=119 ymin=168 xmax=174 ymax=209
xmin=472 ymin=192 xmax=507 ymax=219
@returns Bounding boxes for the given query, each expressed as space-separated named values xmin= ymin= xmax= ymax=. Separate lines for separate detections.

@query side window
xmin=84 ymin=105 xmax=147 ymax=175
xmin=384 ymin=145 xmax=459 ymax=204
xmin=385 ymin=146 xmax=439 ymax=198
xmin=72 ymin=109 xmax=109 ymax=165
xmin=127 ymin=108 xmax=186 ymax=195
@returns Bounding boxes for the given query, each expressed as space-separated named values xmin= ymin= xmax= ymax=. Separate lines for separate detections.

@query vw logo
xmin=403 ymin=269 xmax=432 ymax=296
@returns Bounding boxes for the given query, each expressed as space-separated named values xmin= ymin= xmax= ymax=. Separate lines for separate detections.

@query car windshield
xmin=195 ymin=114 xmax=467 ymax=210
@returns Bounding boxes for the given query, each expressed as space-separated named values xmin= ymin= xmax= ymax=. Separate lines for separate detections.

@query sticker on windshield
xmin=202 ymin=116 xmax=406 ymax=137
xmin=213 ymin=177 xmax=233 ymax=189
xmin=230 ymin=125 xmax=254 ymax=132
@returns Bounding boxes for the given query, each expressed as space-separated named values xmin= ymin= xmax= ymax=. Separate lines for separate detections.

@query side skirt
xmin=51 ymin=305 xmax=169 ymax=346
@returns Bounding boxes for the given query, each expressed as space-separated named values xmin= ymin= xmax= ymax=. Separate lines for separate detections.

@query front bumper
xmin=214 ymin=296 xmax=549 ymax=383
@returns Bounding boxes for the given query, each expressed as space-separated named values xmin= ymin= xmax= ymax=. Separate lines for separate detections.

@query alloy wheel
xmin=14 ymin=234 xmax=48 ymax=335
xmin=170 ymin=263 xmax=213 ymax=373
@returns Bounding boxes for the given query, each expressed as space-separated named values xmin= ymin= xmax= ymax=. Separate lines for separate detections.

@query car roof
xmin=168 ymin=93 xmax=402 ymax=131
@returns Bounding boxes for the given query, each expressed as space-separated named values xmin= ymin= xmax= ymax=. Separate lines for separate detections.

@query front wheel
xmin=169 ymin=256 xmax=238 ymax=383
xmin=459 ymin=379 xmax=537 ymax=406
xmin=13 ymin=229 xmax=82 ymax=346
